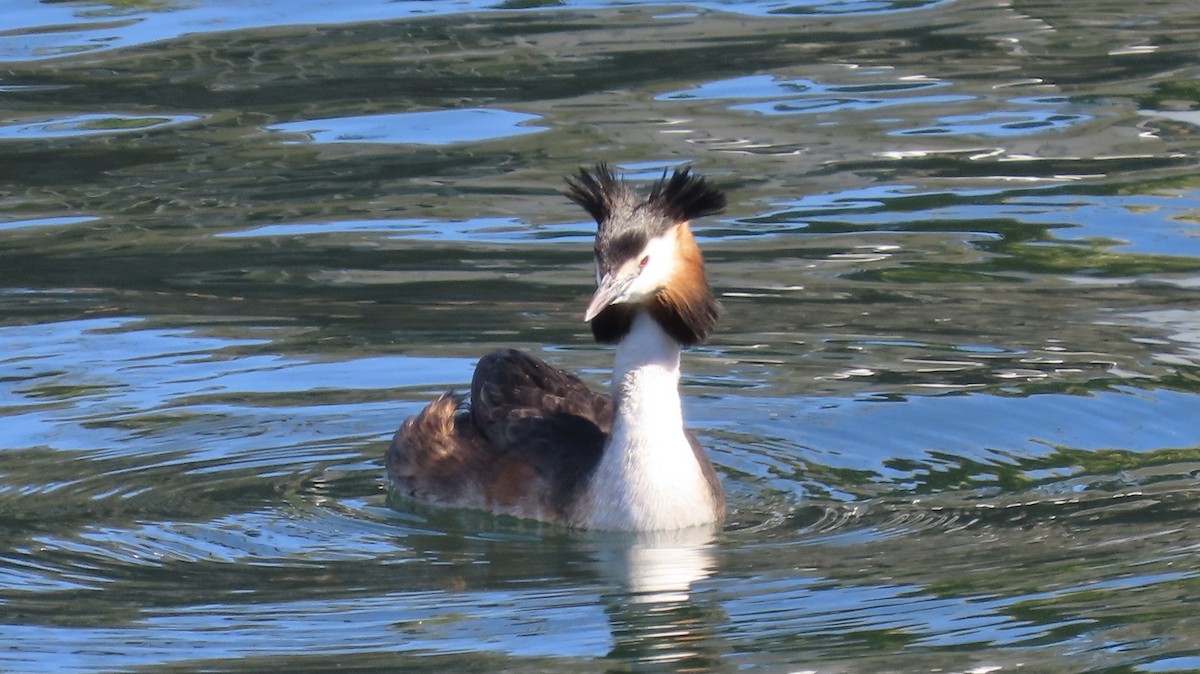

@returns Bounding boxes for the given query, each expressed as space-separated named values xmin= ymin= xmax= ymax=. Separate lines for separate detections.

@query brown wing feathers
xmin=388 ymin=350 xmax=611 ymax=517
xmin=386 ymin=393 xmax=486 ymax=505
xmin=470 ymin=349 xmax=611 ymax=437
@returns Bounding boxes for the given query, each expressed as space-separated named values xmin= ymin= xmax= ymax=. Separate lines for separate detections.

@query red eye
xmin=639 ymin=256 xmax=649 ymax=268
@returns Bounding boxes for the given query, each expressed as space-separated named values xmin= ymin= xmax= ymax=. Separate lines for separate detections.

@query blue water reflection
xmin=895 ymin=108 xmax=1090 ymax=137
xmin=750 ymin=184 xmax=1200 ymax=257
xmin=219 ymin=217 xmax=589 ymax=243
xmin=0 ymin=216 xmax=100 ymax=232
xmin=0 ymin=0 xmax=953 ymax=63
xmin=267 ymin=109 xmax=545 ymax=146
xmin=0 ymin=113 xmax=202 ymax=139
xmin=660 ymin=73 xmax=974 ymax=117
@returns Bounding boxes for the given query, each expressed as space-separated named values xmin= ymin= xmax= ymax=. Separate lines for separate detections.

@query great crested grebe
xmin=386 ymin=164 xmax=725 ymax=531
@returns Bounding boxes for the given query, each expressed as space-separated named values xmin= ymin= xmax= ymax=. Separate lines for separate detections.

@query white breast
xmin=570 ymin=312 xmax=721 ymax=531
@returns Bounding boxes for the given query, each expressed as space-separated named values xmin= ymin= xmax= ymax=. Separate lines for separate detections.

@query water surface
xmin=1 ymin=0 xmax=1198 ymax=672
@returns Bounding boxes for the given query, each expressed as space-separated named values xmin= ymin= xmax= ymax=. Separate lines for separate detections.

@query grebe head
xmin=565 ymin=164 xmax=725 ymax=347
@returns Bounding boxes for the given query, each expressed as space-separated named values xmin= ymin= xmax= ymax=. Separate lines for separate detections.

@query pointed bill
xmin=584 ymin=271 xmax=635 ymax=322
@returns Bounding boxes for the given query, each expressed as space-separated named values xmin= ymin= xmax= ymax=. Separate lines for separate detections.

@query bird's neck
xmin=575 ymin=311 xmax=718 ymax=530
xmin=611 ymin=311 xmax=685 ymax=426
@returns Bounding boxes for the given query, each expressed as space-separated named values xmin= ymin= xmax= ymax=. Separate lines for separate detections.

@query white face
xmin=594 ymin=230 xmax=679 ymax=307
xmin=618 ymin=232 xmax=678 ymax=303
xmin=586 ymin=225 xmax=686 ymax=322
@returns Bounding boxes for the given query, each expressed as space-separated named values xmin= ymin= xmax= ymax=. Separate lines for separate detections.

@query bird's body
xmin=387 ymin=165 xmax=725 ymax=531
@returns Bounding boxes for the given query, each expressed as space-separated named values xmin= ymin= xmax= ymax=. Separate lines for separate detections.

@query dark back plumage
xmin=387 ymin=349 xmax=612 ymax=519
xmin=566 ymin=164 xmax=725 ymax=346
xmin=470 ymin=349 xmax=611 ymax=512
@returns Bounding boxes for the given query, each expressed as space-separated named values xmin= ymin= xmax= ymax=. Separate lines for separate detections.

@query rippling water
xmin=2 ymin=0 xmax=1198 ymax=671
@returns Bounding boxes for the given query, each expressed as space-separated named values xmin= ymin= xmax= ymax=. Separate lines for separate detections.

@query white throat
xmin=575 ymin=311 xmax=720 ymax=530
xmin=612 ymin=311 xmax=685 ymax=424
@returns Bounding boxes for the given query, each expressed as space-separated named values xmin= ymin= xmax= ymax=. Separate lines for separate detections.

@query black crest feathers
xmin=564 ymin=164 xmax=624 ymax=225
xmin=565 ymin=164 xmax=726 ymax=226
xmin=646 ymin=167 xmax=726 ymax=223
